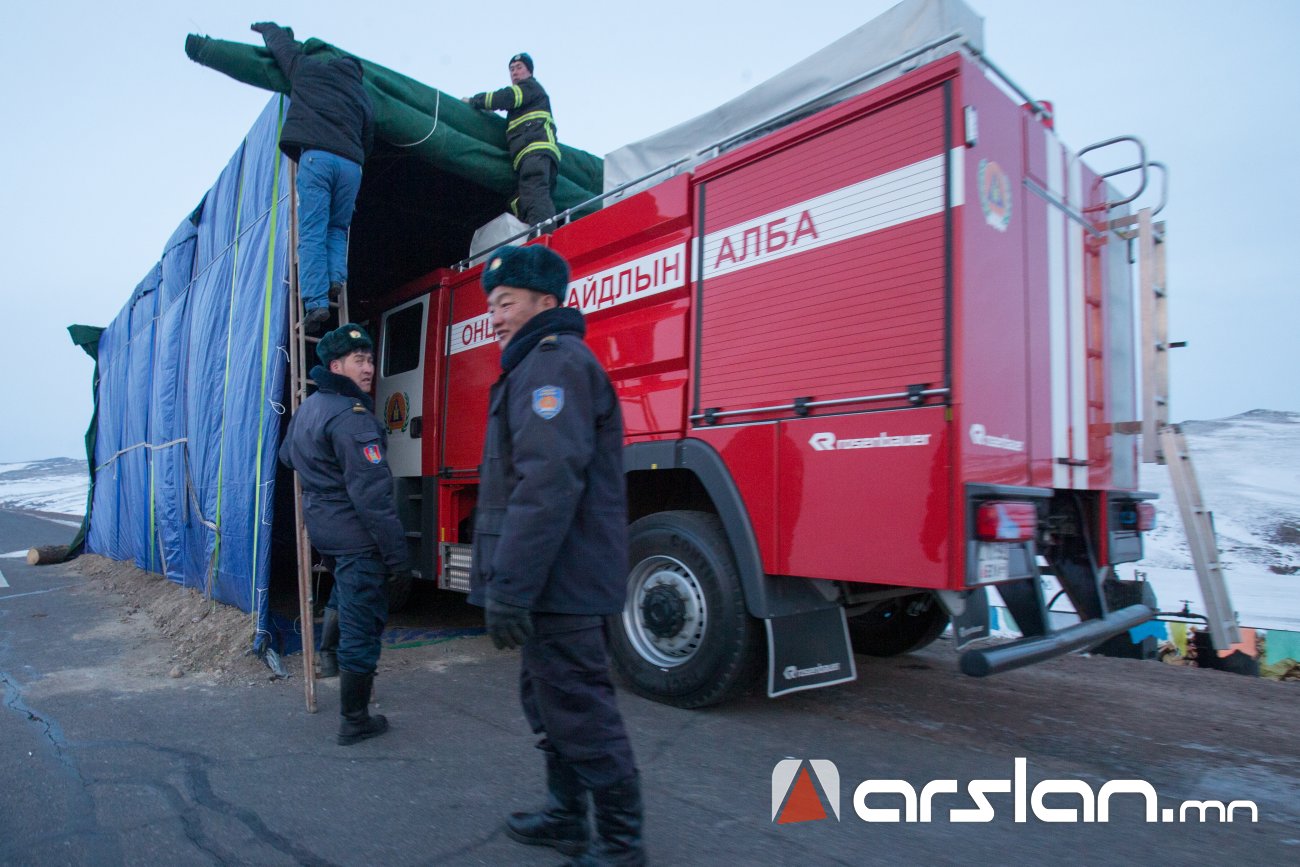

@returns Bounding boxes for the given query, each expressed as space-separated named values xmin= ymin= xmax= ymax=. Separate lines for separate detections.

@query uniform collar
xmin=500 ymin=306 xmax=585 ymax=372
xmin=310 ymin=364 xmax=374 ymax=411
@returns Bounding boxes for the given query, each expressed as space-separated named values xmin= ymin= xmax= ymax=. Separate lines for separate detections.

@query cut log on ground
xmin=27 ymin=545 xmax=70 ymax=565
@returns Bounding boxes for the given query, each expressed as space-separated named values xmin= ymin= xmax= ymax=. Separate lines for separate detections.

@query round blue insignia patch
xmin=532 ymin=386 xmax=564 ymax=420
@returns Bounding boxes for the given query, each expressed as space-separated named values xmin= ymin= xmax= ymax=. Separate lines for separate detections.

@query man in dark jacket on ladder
xmin=279 ymin=324 xmax=408 ymax=745
xmin=470 ymin=245 xmax=644 ymax=865
xmin=252 ymin=21 xmax=374 ymax=334
xmin=464 ymin=53 xmax=561 ymax=228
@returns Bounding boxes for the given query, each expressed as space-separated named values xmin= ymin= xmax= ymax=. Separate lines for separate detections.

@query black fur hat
xmin=317 ymin=322 xmax=374 ymax=365
xmin=509 ymin=52 xmax=534 ymax=73
xmin=481 ymin=245 xmax=570 ymax=302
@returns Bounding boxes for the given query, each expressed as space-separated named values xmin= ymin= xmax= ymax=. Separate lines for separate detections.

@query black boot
xmin=303 ymin=306 xmax=330 ymax=335
xmin=505 ymin=754 xmax=589 ymax=855
xmin=317 ymin=608 xmax=339 ymax=678
xmin=337 ymin=670 xmax=388 ymax=746
xmin=567 ymin=773 xmax=644 ymax=866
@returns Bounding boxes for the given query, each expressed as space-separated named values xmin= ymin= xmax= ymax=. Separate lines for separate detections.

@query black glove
xmin=387 ymin=568 xmax=417 ymax=586
xmin=250 ymin=21 xmax=277 ymax=33
xmin=485 ymin=596 xmax=534 ymax=650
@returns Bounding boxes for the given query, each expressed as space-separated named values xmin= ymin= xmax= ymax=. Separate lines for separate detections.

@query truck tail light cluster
xmin=1137 ymin=502 xmax=1157 ymax=531
xmin=974 ymin=501 xmax=1038 ymax=542
xmin=1116 ymin=501 xmax=1157 ymax=532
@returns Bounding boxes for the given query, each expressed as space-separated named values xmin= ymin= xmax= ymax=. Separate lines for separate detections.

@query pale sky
xmin=3 ymin=0 xmax=1297 ymax=462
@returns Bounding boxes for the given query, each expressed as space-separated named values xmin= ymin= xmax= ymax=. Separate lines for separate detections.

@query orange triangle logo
xmin=777 ymin=766 xmax=828 ymax=824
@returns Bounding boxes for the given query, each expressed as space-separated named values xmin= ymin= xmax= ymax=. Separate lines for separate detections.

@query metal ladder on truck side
xmin=285 ymin=161 xmax=352 ymax=713
xmin=1115 ymin=203 xmax=1240 ymax=652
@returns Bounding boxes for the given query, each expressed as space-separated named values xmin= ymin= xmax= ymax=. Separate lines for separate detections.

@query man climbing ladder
xmin=252 ymin=21 xmax=374 ymax=334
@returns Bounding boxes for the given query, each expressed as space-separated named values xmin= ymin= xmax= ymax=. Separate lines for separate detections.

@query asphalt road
xmin=2 ymin=507 xmax=1297 ymax=866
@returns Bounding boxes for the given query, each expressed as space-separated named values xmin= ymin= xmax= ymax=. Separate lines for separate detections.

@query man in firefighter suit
xmin=470 ymin=244 xmax=644 ymax=865
xmin=252 ymin=21 xmax=374 ymax=335
xmin=463 ymin=52 xmax=560 ymax=227
xmin=278 ymin=324 xmax=407 ymax=746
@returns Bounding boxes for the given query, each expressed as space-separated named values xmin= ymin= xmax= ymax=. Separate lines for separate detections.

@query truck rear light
xmin=974 ymin=501 xmax=1037 ymax=542
xmin=1137 ymin=502 xmax=1156 ymax=531
xmin=1117 ymin=501 xmax=1157 ymax=531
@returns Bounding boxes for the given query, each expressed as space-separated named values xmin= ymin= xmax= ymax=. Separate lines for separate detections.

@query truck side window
xmin=382 ymin=305 xmax=424 ymax=377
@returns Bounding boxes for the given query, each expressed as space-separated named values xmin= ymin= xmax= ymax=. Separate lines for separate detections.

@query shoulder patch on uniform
xmin=363 ymin=443 xmax=383 ymax=464
xmin=532 ymin=385 xmax=564 ymax=419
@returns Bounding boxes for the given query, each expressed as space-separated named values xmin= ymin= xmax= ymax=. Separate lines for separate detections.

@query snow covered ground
xmin=2 ymin=410 xmax=1297 ymax=628
xmin=1113 ymin=410 xmax=1300 ymax=631
xmin=0 ymin=457 xmax=90 ymax=516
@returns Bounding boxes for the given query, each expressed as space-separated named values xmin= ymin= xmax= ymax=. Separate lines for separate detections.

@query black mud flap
xmin=766 ymin=607 xmax=857 ymax=698
xmin=940 ymin=588 xmax=991 ymax=649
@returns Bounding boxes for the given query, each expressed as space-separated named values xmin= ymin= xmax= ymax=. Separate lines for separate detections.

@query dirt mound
xmin=68 ymin=553 xmax=298 ymax=684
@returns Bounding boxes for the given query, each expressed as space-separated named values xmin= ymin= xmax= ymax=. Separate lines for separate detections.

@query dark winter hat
xmin=509 ymin=52 xmax=534 ymax=73
xmin=317 ymin=322 xmax=374 ymax=365
xmin=482 ymin=245 xmax=570 ymax=302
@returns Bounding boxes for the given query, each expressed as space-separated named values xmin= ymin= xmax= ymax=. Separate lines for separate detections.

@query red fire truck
xmin=362 ymin=47 xmax=1163 ymax=708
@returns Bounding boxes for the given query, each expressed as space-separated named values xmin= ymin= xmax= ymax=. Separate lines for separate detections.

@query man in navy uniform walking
xmin=279 ymin=324 xmax=407 ymax=745
xmin=470 ymin=245 xmax=644 ymax=865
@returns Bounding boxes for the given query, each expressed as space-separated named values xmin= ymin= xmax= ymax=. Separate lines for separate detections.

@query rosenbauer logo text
xmin=809 ymin=432 xmax=931 ymax=451
xmin=771 ymin=758 xmax=1258 ymax=824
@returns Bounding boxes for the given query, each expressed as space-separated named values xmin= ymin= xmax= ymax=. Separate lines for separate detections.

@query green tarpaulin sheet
xmin=66 ymin=324 xmax=104 ymax=558
xmin=185 ymin=34 xmax=603 ymax=214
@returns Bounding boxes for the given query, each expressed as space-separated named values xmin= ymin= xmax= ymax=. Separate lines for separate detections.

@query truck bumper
xmin=959 ymin=603 xmax=1155 ymax=677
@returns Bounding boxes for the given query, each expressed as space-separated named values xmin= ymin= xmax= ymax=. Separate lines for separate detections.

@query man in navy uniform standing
xmin=470 ymin=245 xmax=644 ymax=865
xmin=463 ymin=53 xmax=560 ymax=227
xmin=279 ymin=324 xmax=407 ymax=745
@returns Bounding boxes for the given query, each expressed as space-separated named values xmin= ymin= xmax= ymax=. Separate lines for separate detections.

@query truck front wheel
xmin=608 ymin=511 xmax=761 ymax=709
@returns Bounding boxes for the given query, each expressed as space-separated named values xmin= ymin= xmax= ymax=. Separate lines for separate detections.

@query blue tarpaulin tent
xmin=78 ymin=35 xmax=610 ymax=653
xmin=86 ymin=98 xmax=291 ymax=648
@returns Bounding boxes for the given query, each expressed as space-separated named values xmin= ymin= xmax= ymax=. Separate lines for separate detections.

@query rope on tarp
xmin=181 ymin=450 xmax=218 ymax=535
xmin=94 ymin=438 xmax=189 ymax=473
xmin=148 ymin=438 xmax=158 ymax=575
xmin=250 ymin=96 xmax=286 ymax=641
xmin=211 ymin=132 xmax=253 ymax=602
xmin=390 ymin=89 xmax=441 ymax=148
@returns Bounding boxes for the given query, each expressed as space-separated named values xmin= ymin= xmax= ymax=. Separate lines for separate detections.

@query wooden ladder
xmin=285 ymin=162 xmax=351 ymax=713
xmin=1121 ymin=210 xmax=1240 ymax=650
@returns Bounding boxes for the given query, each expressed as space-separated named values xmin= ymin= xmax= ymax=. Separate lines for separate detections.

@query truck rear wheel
xmin=609 ymin=511 xmax=761 ymax=709
xmin=848 ymin=592 xmax=948 ymax=656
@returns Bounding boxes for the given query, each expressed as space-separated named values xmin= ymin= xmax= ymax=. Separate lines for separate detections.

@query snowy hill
xmin=0 ymin=457 xmax=89 ymax=516
xmin=1139 ymin=410 xmax=1299 ymax=575
xmin=1114 ymin=409 xmax=1300 ymax=630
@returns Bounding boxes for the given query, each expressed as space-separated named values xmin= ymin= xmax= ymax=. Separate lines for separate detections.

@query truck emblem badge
xmin=978 ymin=159 xmax=1012 ymax=232
xmin=809 ymin=433 xmax=836 ymax=451
xmin=532 ymin=385 xmax=564 ymax=419
xmin=384 ymin=391 xmax=410 ymax=433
